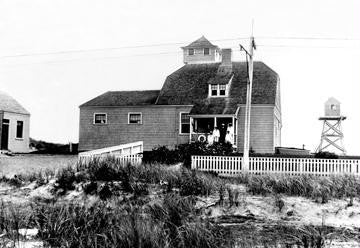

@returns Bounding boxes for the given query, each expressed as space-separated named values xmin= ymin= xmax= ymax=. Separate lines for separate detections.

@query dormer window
xmin=211 ymin=85 xmax=217 ymax=96
xmin=209 ymin=84 xmax=228 ymax=97
xmin=204 ymin=48 xmax=210 ymax=55
xmin=219 ymin=85 xmax=226 ymax=96
xmin=188 ymin=48 xmax=194 ymax=56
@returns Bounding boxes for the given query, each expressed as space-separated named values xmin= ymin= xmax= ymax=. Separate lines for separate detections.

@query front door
xmin=1 ymin=119 xmax=9 ymax=150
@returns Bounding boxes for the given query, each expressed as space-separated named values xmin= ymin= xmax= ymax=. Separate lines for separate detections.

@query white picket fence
xmin=78 ymin=141 xmax=143 ymax=164
xmin=191 ymin=155 xmax=360 ymax=177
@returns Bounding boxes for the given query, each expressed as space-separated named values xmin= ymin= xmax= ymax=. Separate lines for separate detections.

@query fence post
xmin=191 ymin=155 xmax=195 ymax=170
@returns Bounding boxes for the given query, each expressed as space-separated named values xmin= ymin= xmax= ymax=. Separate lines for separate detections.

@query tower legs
xmin=316 ymin=119 xmax=346 ymax=155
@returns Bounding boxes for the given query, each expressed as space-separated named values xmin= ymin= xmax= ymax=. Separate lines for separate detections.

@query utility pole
xmin=240 ymin=27 xmax=256 ymax=172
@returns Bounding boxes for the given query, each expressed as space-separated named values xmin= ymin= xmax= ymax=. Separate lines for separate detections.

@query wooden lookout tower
xmin=316 ymin=97 xmax=346 ymax=154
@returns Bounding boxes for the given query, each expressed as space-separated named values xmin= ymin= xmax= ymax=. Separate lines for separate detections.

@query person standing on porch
xmin=227 ymin=123 xmax=234 ymax=144
xmin=225 ymin=130 xmax=233 ymax=144
xmin=207 ymin=131 xmax=214 ymax=145
xmin=213 ymin=127 xmax=220 ymax=142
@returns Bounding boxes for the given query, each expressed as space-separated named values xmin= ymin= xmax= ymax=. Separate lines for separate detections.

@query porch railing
xmin=78 ymin=141 xmax=143 ymax=164
xmin=191 ymin=155 xmax=360 ymax=177
xmin=190 ymin=133 xmax=237 ymax=148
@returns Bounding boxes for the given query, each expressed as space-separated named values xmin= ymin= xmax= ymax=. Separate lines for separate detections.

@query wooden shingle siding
xmin=183 ymin=48 xmax=218 ymax=64
xmin=79 ymin=106 xmax=192 ymax=151
xmin=236 ymin=105 xmax=275 ymax=154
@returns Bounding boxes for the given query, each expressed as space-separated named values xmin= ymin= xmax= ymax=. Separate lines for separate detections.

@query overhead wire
xmin=0 ymin=36 xmax=359 ymax=67
xmin=0 ymin=36 xmax=359 ymax=60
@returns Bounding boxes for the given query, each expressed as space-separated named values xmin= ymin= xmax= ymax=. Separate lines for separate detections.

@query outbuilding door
xmin=1 ymin=119 xmax=9 ymax=150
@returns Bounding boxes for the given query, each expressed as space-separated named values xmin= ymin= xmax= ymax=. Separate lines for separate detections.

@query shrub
xmin=83 ymin=181 xmax=98 ymax=195
xmin=142 ymin=142 xmax=236 ymax=168
xmin=98 ymin=183 xmax=113 ymax=200
xmin=87 ymin=160 xmax=120 ymax=181
xmin=54 ymin=166 xmax=77 ymax=194
xmin=314 ymin=151 xmax=338 ymax=159
xmin=143 ymin=145 xmax=180 ymax=165
xmin=179 ymin=169 xmax=220 ymax=196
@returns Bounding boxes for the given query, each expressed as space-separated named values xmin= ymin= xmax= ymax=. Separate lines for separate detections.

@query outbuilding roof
xmin=80 ymin=90 xmax=160 ymax=107
xmin=182 ymin=36 xmax=219 ymax=49
xmin=156 ymin=62 xmax=279 ymax=114
xmin=0 ymin=91 xmax=30 ymax=115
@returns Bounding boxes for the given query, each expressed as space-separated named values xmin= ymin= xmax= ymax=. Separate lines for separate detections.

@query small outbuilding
xmin=0 ymin=91 xmax=30 ymax=153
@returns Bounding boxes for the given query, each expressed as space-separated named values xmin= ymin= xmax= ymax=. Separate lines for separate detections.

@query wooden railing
xmin=78 ymin=141 xmax=143 ymax=164
xmin=191 ymin=155 xmax=360 ymax=177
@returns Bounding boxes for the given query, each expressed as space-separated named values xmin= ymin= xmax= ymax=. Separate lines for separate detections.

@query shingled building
xmin=79 ymin=36 xmax=281 ymax=153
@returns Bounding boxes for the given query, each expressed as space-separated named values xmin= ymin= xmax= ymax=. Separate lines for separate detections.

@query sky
xmin=0 ymin=0 xmax=359 ymax=155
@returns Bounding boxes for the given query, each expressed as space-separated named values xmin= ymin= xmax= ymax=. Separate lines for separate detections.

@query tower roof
xmin=325 ymin=97 xmax=341 ymax=105
xmin=182 ymin=36 xmax=219 ymax=49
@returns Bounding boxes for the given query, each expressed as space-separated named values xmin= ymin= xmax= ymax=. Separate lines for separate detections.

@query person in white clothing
xmin=213 ymin=127 xmax=220 ymax=143
xmin=225 ymin=130 xmax=233 ymax=144
xmin=207 ymin=131 xmax=214 ymax=145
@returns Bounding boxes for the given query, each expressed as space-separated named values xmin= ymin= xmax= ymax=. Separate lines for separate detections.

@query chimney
xmin=218 ymin=48 xmax=232 ymax=74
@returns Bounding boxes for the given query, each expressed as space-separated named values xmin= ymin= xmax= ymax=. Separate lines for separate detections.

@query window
xmin=210 ymin=84 xmax=228 ymax=97
xmin=188 ymin=48 xmax=194 ymax=55
xmin=180 ymin=113 xmax=190 ymax=134
xmin=16 ymin=121 xmax=23 ymax=139
xmin=128 ymin=113 xmax=142 ymax=124
xmin=331 ymin=104 xmax=336 ymax=110
xmin=94 ymin=113 xmax=107 ymax=124
xmin=219 ymin=85 xmax=226 ymax=96
xmin=211 ymin=84 xmax=218 ymax=96
xmin=204 ymin=48 xmax=210 ymax=55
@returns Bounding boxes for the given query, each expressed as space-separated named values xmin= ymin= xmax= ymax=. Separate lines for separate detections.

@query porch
xmin=189 ymin=115 xmax=238 ymax=148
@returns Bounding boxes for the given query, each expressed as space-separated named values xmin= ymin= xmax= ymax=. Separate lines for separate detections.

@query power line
xmin=257 ymin=44 xmax=360 ymax=49
xmin=0 ymin=37 xmax=249 ymax=60
xmin=257 ymin=36 xmax=360 ymax=41
xmin=1 ymin=35 xmax=359 ymax=60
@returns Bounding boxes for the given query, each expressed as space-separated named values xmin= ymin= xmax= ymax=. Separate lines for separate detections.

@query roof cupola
xmin=181 ymin=36 xmax=220 ymax=64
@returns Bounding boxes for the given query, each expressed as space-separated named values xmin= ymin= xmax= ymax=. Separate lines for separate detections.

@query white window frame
xmin=203 ymin=47 xmax=210 ymax=55
xmin=128 ymin=112 xmax=142 ymax=125
xmin=16 ymin=120 xmax=24 ymax=139
xmin=208 ymin=84 xmax=228 ymax=97
xmin=93 ymin=113 xmax=107 ymax=125
xmin=179 ymin=112 xmax=190 ymax=134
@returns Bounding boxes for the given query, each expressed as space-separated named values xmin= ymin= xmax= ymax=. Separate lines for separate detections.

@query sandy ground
xmin=1 ymin=179 xmax=359 ymax=247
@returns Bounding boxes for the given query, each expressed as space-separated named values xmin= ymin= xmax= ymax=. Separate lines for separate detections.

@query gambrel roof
xmin=0 ymin=91 xmax=30 ymax=115
xmin=80 ymin=62 xmax=279 ymax=115
xmin=156 ymin=62 xmax=279 ymax=114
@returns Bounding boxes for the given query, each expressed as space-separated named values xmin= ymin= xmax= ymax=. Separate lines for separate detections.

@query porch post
xmin=189 ymin=117 xmax=193 ymax=143
xmin=232 ymin=116 xmax=235 ymax=147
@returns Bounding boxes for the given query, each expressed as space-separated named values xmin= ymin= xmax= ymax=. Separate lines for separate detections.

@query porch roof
xmin=190 ymin=98 xmax=239 ymax=115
